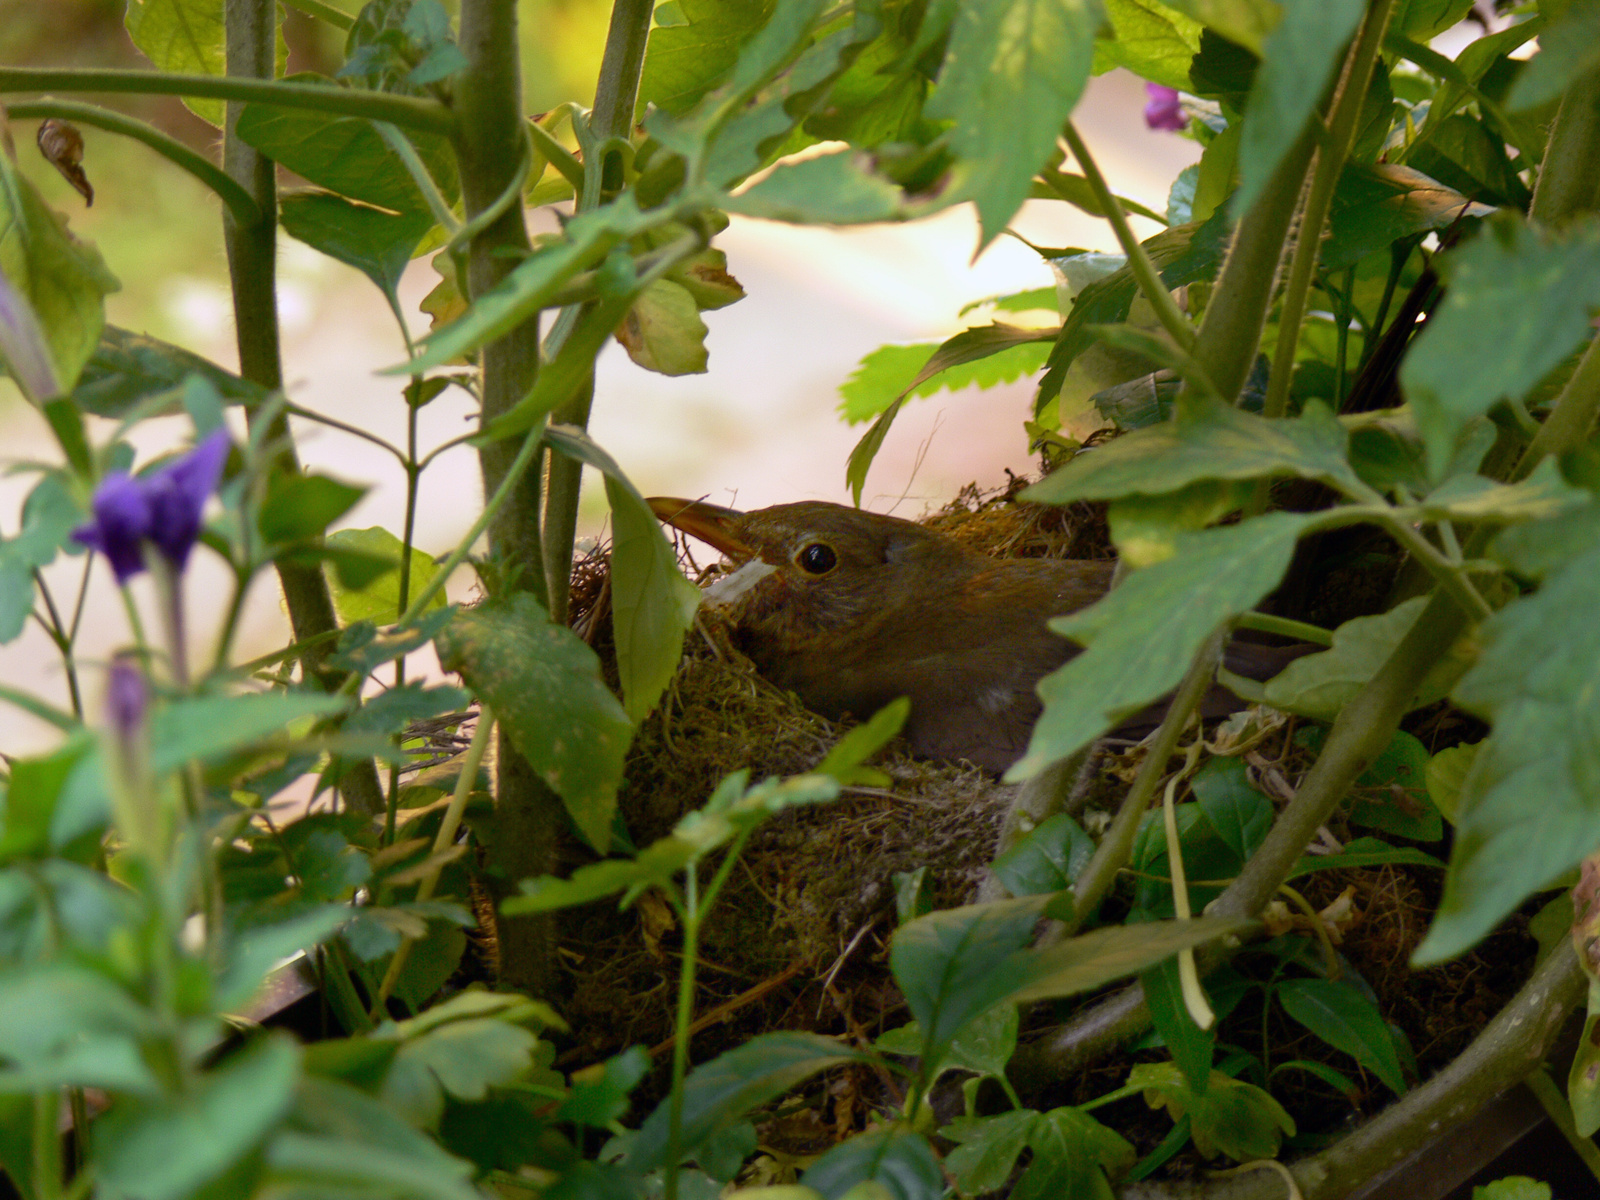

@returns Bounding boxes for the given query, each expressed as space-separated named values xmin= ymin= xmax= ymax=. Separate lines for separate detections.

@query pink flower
xmin=1143 ymin=84 xmax=1186 ymax=132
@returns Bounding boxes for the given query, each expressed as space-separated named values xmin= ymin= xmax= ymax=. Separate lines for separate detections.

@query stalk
xmin=455 ymin=0 xmax=563 ymax=996
xmin=222 ymin=0 xmax=385 ymax=816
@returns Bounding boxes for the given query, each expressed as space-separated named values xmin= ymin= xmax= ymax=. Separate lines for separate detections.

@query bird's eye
xmin=795 ymin=542 xmax=837 ymax=575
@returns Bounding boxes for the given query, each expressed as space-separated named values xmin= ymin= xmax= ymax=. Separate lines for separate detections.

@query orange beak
xmin=646 ymin=497 xmax=752 ymax=558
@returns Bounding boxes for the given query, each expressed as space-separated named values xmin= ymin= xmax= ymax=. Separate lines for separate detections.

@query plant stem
xmin=1531 ymin=67 xmax=1600 ymax=224
xmin=5 ymin=99 xmax=260 ymax=225
xmin=32 ymin=569 xmax=83 ymax=718
xmin=1262 ymin=0 xmax=1397 ymax=421
xmin=1061 ymin=123 xmax=1196 ymax=355
xmin=1234 ymin=611 xmax=1333 ymax=646
xmin=1511 ymin=331 xmax=1600 ymax=482
xmin=223 ymin=0 xmax=385 ymax=816
xmin=456 ymin=0 xmax=562 ymax=998
xmin=0 ymin=68 xmax=454 ymax=134
xmin=1066 ymin=631 xmax=1224 ymax=933
xmin=665 ymin=867 xmax=701 ymax=1200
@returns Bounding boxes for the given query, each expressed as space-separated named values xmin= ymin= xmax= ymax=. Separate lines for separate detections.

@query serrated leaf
xmin=1014 ymin=1105 xmax=1135 ymax=1200
xmin=1131 ymin=1062 xmax=1294 ymax=1161
xmin=1234 ymin=0 xmax=1366 ymax=215
xmin=926 ymin=0 xmax=1101 ymax=245
xmin=1402 ymin=215 xmax=1600 ymax=479
xmin=544 ymin=425 xmax=701 ymax=723
xmin=1093 ymin=0 xmax=1202 ymax=91
xmin=1323 ymin=163 xmax=1494 ymax=272
xmin=1416 ymin=542 xmax=1600 ymax=962
xmin=1025 ymin=400 xmax=1361 ymax=505
xmin=434 ymin=593 xmax=631 ymax=850
xmin=942 ymin=1110 xmax=1039 ymax=1196
xmin=1011 ymin=512 xmax=1316 ymax=779
xmin=1263 ymin=596 xmax=1467 ymax=722
xmin=381 ymin=1018 xmax=540 ymax=1129
xmin=640 ymin=0 xmax=778 ymax=116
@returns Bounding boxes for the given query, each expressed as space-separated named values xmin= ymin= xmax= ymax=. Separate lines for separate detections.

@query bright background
xmin=0 ymin=1 xmax=1201 ymax=754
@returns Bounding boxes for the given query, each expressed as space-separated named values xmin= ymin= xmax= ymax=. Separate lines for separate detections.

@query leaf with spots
xmin=434 ymin=593 xmax=631 ymax=851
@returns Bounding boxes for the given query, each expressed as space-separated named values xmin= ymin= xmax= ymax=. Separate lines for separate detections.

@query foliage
xmin=0 ymin=0 xmax=1597 ymax=1196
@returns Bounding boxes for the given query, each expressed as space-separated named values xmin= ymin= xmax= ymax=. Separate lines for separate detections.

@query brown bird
xmin=646 ymin=497 xmax=1302 ymax=773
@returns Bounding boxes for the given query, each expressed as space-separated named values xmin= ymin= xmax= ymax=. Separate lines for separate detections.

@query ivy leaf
xmin=1015 ymin=1105 xmax=1135 ymax=1200
xmin=1130 ymin=1062 xmax=1295 ymax=1161
xmin=434 ymin=593 xmax=632 ymax=851
xmin=1235 ymin=0 xmax=1366 ymax=216
xmin=926 ymin=0 xmax=1101 ymax=246
xmin=1010 ymin=512 xmax=1316 ymax=779
xmin=942 ymin=1110 xmax=1039 ymax=1196
xmin=990 ymin=813 xmax=1096 ymax=897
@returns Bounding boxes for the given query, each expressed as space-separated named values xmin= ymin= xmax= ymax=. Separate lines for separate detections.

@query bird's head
xmin=646 ymin=497 xmax=973 ymax=647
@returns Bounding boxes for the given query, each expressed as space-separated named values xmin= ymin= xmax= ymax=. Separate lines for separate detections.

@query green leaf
xmin=1323 ymin=163 xmax=1494 ymax=272
xmin=330 ymin=605 xmax=455 ymax=676
xmin=1011 ymin=512 xmax=1315 ymax=778
xmin=990 ymin=813 xmax=1096 ymax=897
xmin=1234 ymin=0 xmax=1366 ymax=216
xmin=1026 ymin=400 xmax=1360 ymax=506
xmin=1191 ymin=756 xmax=1270 ymax=861
xmin=0 ymin=964 xmax=153 ymax=1087
xmin=1014 ymin=1105 xmax=1135 ymax=1200
xmin=152 ymin=692 xmax=350 ymax=771
xmin=1132 ymin=1063 xmax=1294 ymax=1161
xmin=325 ymin=526 xmax=444 ymax=625
xmin=280 ymin=190 xmax=434 ymax=305
xmin=926 ymin=0 xmax=1101 ymax=245
xmin=1009 ymin=915 xmax=1254 ymax=1003
xmin=125 ymin=0 xmax=227 ymax=125
xmin=99 ymin=1034 xmax=301 ymax=1200
xmin=615 ymin=278 xmax=709 ymax=376
xmin=1491 ymin=499 xmax=1600 ymax=582
xmin=1275 ymin=976 xmax=1407 ymax=1095
xmin=723 ymin=149 xmax=904 ymax=224
xmin=801 ymin=1128 xmax=943 ymax=1200
xmin=75 ymin=327 xmax=267 ymax=418
xmin=1144 ymin=956 xmax=1215 ymax=1093
xmin=889 ymin=896 xmax=1047 ymax=1066
xmin=1392 ymin=0 xmax=1474 ymax=41
xmin=434 ymin=593 xmax=632 ymax=851
xmin=1035 ymin=166 xmax=1171 ymax=225
xmin=544 ymin=425 xmax=702 ymax=723
xmin=1035 ymin=210 xmax=1232 ymax=405
xmin=942 ymin=1110 xmax=1039 ymax=1196
xmin=1474 ymin=1180 xmax=1553 ymax=1200
xmin=626 ymin=1032 xmax=869 ymax=1172
xmin=1263 ymin=596 xmax=1467 ymax=722
xmin=1421 ymin=459 xmax=1590 ymax=525
xmin=557 ymin=1045 xmax=651 ymax=1128
xmin=348 ymin=681 xmax=469 ymax=742
xmin=0 ymin=153 xmax=120 ymax=395
xmin=381 ymin=1017 xmax=541 ymax=1129
xmin=259 ymin=472 xmax=367 ymax=545
xmin=1408 ymin=112 xmax=1530 ymax=209
xmin=217 ymin=906 xmax=351 ymax=1011
xmin=1162 ymin=0 xmax=1280 ymax=54
xmin=236 ymin=83 xmax=459 ymax=214
xmin=640 ymin=0 xmax=777 ymax=116
xmin=1345 ymin=729 xmax=1440 ymax=842
xmin=396 ymin=195 xmax=654 ymax=374
xmin=1417 ymin=541 xmax=1600 ymax=962
xmin=1508 ymin=1 xmax=1600 ymax=111
xmin=1094 ymin=0 xmax=1203 ymax=91
xmin=269 ymin=1076 xmax=480 ymax=1200
xmin=1425 ymin=741 xmax=1479 ymax=824
xmin=815 ymin=696 xmax=910 ymax=786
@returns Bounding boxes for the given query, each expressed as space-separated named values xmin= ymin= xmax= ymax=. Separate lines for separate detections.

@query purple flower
xmin=105 ymin=652 xmax=149 ymax=746
xmin=1143 ymin=84 xmax=1186 ymax=132
xmin=73 ymin=429 xmax=230 ymax=583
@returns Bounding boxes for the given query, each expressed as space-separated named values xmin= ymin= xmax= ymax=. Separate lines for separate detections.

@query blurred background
xmin=0 ymin=0 xmax=1201 ymax=753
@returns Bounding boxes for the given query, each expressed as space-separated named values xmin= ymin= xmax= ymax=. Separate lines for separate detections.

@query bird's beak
xmin=646 ymin=497 xmax=752 ymax=559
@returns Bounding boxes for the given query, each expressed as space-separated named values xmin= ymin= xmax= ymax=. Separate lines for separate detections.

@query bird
xmin=647 ymin=496 xmax=1307 ymax=774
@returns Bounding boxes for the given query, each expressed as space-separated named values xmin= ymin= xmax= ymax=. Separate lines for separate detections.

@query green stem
xmin=1262 ymin=0 xmax=1397 ymax=421
xmin=373 ymin=122 xmax=462 ymax=235
xmin=1061 ymin=122 xmax=1196 ymax=355
xmin=33 ymin=1090 xmax=61 ymax=1200
xmin=32 ymin=570 xmax=83 ymax=718
xmin=223 ymin=0 xmax=385 ymax=816
xmin=1234 ymin=611 xmax=1333 ymax=646
xmin=4 ymin=99 xmax=260 ymax=225
xmin=1511 ymin=332 xmax=1600 ymax=481
xmin=1528 ymin=1066 xmax=1600 ymax=1184
xmin=1531 ymin=66 xmax=1600 ymax=225
xmin=0 ymin=68 xmax=454 ymax=135
xmin=665 ymin=868 xmax=702 ymax=1200
xmin=1067 ymin=631 xmax=1225 ymax=932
